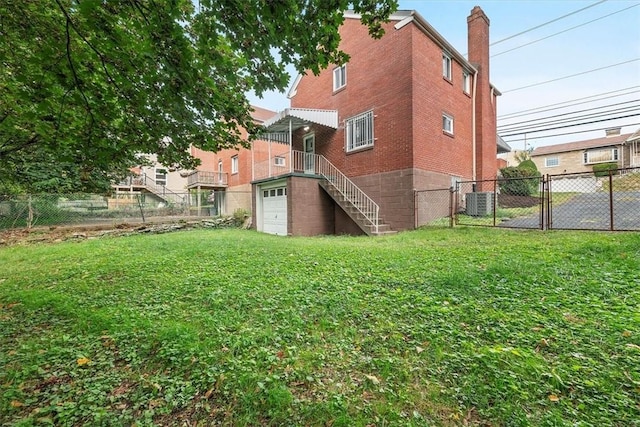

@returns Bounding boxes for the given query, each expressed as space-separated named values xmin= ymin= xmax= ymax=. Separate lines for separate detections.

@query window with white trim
xmin=583 ymin=148 xmax=619 ymax=164
xmin=155 ymin=168 xmax=167 ymax=186
xmin=345 ymin=110 xmax=374 ymax=152
xmin=463 ymin=71 xmax=471 ymax=94
xmin=274 ymin=156 xmax=285 ymax=166
xmin=442 ymin=113 xmax=454 ymax=135
xmin=231 ymin=155 xmax=238 ymax=174
xmin=545 ymin=157 xmax=559 ymax=167
xmin=442 ymin=53 xmax=452 ymax=80
xmin=333 ymin=64 xmax=347 ymax=91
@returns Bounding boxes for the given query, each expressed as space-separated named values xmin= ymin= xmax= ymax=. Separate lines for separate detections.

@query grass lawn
xmin=1 ymin=228 xmax=639 ymax=426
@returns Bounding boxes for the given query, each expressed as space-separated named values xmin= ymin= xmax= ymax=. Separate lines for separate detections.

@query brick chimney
xmin=467 ymin=6 xmax=497 ymax=189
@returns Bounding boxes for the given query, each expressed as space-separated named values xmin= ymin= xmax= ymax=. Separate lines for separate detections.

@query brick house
xmin=240 ymin=7 xmax=505 ymax=236
xmin=531 ymin=128 xmax=640 ymax=176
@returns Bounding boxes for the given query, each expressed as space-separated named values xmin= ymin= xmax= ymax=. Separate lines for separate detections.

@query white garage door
xmin=262 ymin=186 xmax=287 ymax=235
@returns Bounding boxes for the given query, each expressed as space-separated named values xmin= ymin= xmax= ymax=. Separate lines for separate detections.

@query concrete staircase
xmin=318 ymin=179 xmax=395 ymax=236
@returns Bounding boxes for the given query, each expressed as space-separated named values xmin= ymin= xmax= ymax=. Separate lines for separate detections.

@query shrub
xmin=499 ymin=166 xmax=540 ymax=196
xmin=592 ymin=162 xmax=618 ymax=177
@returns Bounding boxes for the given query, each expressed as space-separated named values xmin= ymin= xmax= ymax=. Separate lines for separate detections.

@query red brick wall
xmin=291 ymin=18 xmax=414 ymax=177
xmin=288 ymin=176 xmax=335 ymax=236
xmin=411 ymin=24 xmax=474 ymax=181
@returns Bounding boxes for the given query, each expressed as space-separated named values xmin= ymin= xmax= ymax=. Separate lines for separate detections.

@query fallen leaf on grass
xmin=76 ymin=357 xmax=90 ymax=366
xmin=548 ymin=394 xmax=560 ymax=402
xmin=10 ymin=400 xmax=24 ymax=408
xmin=626 ymin=343 xmax=640 ymax=350
xmin=622 ymin=330 xmax=632 ymax=337
xmin=364 ymin=374 xmax=380 ymax=385
xmin=416 ymin=346 xmax=424 ymax=353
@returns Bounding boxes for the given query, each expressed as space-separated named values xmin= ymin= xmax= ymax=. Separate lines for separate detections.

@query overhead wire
xmin=499 ymin=108 xmax=640 ymax=134
xmin=492 ymin=3 xmax=640 ymax=57
xmin=502 ymin=122 xmax=640 ymax=143
xmin=490 ymin=0 xmax=607 ymax=46
xmin=501 ymin=59 xmax=640 ymax=93
xmin=498 ymin=100 xmax=640 ymax=130
xmin=500 ymin=113 xmax=640 ymax=137
xmin=498 ymin=86 xmax=640 ymax=119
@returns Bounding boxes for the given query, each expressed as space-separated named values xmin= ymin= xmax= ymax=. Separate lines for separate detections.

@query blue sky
xmin=248 ymin=0 xmax=640 ymax=148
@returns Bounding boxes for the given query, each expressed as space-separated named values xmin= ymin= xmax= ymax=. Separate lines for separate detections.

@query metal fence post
xmin=609 ymin=170 xmax=614 ymax=231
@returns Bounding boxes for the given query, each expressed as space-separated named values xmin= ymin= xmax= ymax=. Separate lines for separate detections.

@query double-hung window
xmin=345 ymin=110 xmax=374 ymax=152
xmin=231 ymin=155 xmax=238 ymax=174
xmin=333 ymin=64 xmax=347 ymax=91
xmin=442 ymin=53 xmax=452 ymax=80
xmin=463 ymin=71 xmax=471 ymax=94
xmin=442 ymin=113 xmax=454 ymax=135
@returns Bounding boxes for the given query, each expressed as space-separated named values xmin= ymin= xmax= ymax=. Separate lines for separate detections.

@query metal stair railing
xmin=293 ymin=151 xmax=379 ymax=234
xmin=140 ymin=174 xmax=186 ymax=205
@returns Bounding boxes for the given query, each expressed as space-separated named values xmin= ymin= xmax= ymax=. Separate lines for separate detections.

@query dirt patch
xmin=0 ymin=217 xmax=247 ymax=247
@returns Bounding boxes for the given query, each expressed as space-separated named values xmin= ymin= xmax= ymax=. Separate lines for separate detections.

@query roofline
xmin=288 ymin=9 xmax=501 ymax=98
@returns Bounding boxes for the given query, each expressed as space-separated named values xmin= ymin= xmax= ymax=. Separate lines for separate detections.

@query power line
xmin=498 ymin=86 xmax=640 ymax=119
xmin=491 ymin=0 xmax=607 ymax=46
xmin=492 ymin=3 xmax=640 ymax=57
xmin=498 ymin=107 xmax=640 ymax=134
xmin=498 ymin=100 xmax=640 ymax=130
xmin=501 ymin=59 xmax=640 ymax=94
xmin=502 ymin=122 xmax=640 ymax=143
xmin=500 ymin=113 xmax=640 ymax=137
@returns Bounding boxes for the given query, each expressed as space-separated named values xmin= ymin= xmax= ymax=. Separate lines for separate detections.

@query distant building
xmin=531 ymin=127 xmax=640 ymax=175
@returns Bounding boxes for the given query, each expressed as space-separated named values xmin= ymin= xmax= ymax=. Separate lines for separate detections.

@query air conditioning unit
xmin=465 ymin=192 xmax=495 ymax=216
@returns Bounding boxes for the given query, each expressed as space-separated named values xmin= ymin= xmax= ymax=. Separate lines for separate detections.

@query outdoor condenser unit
xmin=465 ymin=192 xmax=495 ymax=216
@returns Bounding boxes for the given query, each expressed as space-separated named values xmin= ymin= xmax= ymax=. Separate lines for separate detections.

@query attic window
xmin=333 ymin=64 xmax=347 ymax=91
xmin=442 ymin=53 xmax=452 ymax=80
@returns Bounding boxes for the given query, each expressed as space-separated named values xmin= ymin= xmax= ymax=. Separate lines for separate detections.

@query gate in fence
xmin=416 ymin=167 xmax=640 ymax=231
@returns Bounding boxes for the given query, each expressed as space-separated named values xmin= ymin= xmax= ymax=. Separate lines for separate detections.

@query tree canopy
xmin=0 ymin=0 xmax=397 ymax=194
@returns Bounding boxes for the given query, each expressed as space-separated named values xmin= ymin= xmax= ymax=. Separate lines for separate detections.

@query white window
xmin=442 ymin=113 xmax=454 ymax=134
xmin=333 ymin=64 xmax=347 ymax=91
xmin=274 ymin=156 xmax=285 ymax=166
xmin=345 ymin=110 xmax=374 ymax=152
xmin=583 ymin=148 xmax=619 ymax=164
xmin=463 ymin=71 xmax=471 ymax=94
xmin=442 ymin=53 xmax=452 ymax=80
xmin=545 ymin=157 xmax=559 ymax=167
xmin=231 ymin=155 xmax=238 ymax=174
xmin=155 ymin=168 xmax=167 ymax=186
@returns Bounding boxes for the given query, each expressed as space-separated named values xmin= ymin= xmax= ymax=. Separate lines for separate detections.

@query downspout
xmin=472 ymin=69 xmax=478 ymax=185
xmin=251 ymin=141 xmax=255 ymax=181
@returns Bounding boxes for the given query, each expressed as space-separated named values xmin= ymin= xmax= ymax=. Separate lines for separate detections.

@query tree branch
xmin=63 ymin=14 xmax=95 ymax=127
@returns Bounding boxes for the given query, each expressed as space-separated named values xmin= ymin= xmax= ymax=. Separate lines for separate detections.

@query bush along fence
xmin=416 ymin=166 xmax=640 ymax=231
xmin=0 ymin=191 xmax=252 ymax=231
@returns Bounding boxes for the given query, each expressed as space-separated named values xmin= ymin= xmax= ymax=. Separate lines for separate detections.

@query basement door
xmin=261 ymin=186 xmax=287 ymax=235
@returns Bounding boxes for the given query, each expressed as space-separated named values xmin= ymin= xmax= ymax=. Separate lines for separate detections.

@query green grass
xmin=1 ymin=228 xmax=639 ymax=426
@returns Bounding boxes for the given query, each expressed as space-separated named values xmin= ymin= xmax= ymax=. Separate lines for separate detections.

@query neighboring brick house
xmin=185 ymin=106 xmax=281 ymax=215
xmin=244 ymin=7 xmax=505 ymax=235
xmin=113 ymin=106 xmax=280 ymax=215
xmin=531 ymin=128 xmax=640 ymax=176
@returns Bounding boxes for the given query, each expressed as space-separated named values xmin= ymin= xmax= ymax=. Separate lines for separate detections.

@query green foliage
xmin=517 ymin=158 xmax=538 ymax=172
xmin=0 ymin=0 xmax=398 ymax=194
xmin=592 ymin=162 xmax=619 ymax=177
xmin=232 ymin=208 xmax=250 ymax=224
xmin=499 ymin=166 xmax=541 ymax=196
xmin=1 ymin=229 xmax=639 ymax=425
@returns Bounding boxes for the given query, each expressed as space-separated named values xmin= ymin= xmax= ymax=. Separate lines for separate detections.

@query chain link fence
xmin=0 ymin=191 xmax=252 ymax=230
xmin=416 ymin=166 xmax=640 ymax=231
